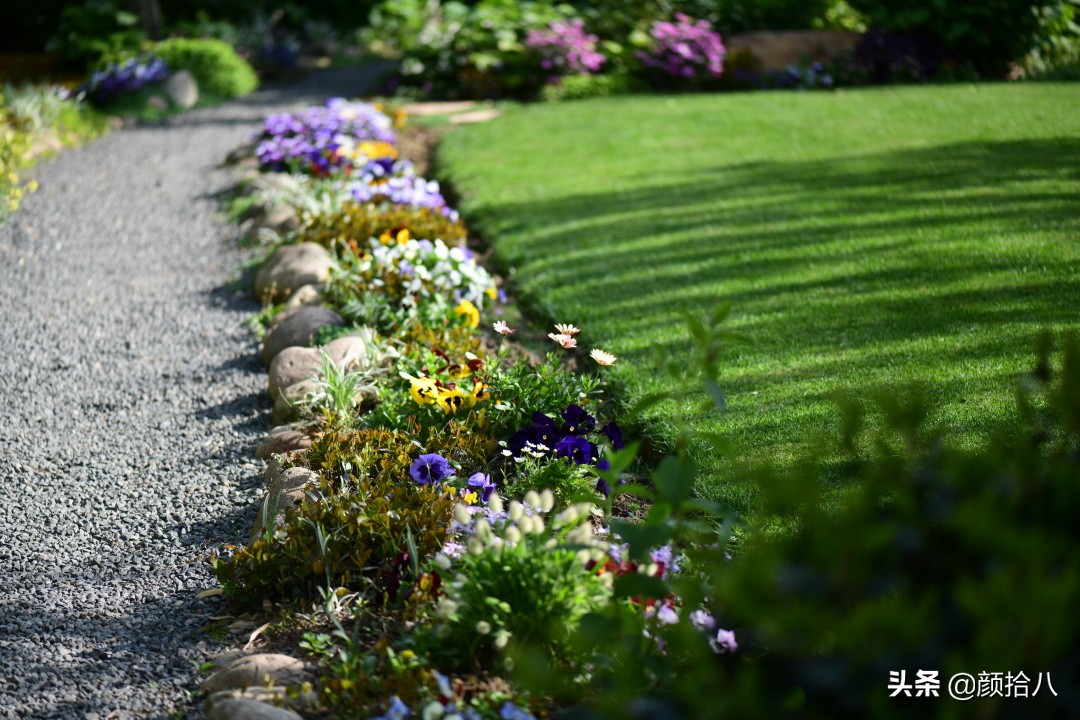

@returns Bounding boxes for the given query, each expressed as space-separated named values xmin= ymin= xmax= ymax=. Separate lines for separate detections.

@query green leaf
xmin=613 ymin=573 xmax=669 ymax=601
xmin=609 ymin=520 xmax=673 ymax=561
xmin=653 ymin=456 xmax=697 ymax=508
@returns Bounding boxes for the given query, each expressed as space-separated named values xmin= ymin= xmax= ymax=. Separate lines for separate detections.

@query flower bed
xmin=207 ymin=100 xmax=738 ymax=719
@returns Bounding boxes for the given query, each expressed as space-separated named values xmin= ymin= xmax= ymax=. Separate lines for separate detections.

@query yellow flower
xmin=463 ymin=491 xmax=479 ymax=505
xmin=355 ymin=140 xmax=399 ymax=161
xmin=467 ymin=381 xmax=490 ymax=407
xmin=486 ymin=286 xmax=497 ymax=300
xmin=26 ymin=179 xmax=38 ymax=193
xmin=454 ymin=299 xmax=480 ymax=328
xmin=379 ymin=228 xmax=410 ymax=245
xmin=447 ymin=363 xmax=471 ymax=380
xmin=436 ymin=387 xmax=466 ymax=414
xmin=409 ymin=378 xmax=438 ymax=406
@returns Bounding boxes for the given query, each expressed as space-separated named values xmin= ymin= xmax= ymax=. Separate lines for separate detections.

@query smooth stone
xmin=271 ymin=379 xmax=320 ymax=425
xmin=254 ymin=243 xmax=332 ymax=303
xmin=251 ymin=468 xmax=319 ymax=540
xmin=206 ymin=697 xmax=304 ymax=720
xmin=164 ymin=70 xmax=199 ymax=108
xmin=203 ymin=654 xmax=308 ymax=694
xmin=282 ymin=284 xmax=323 ymax=311
xmin=267 ymin=335 xmax=372 ymax=400
xmin=259 ymin=306 xmax=343 ymax=365
xmin=254 ymin=426 xmax=312 ymax=460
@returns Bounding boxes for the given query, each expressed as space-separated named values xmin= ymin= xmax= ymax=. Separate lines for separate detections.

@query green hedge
xmin=153 ymin=37 xmax=258 ymax=98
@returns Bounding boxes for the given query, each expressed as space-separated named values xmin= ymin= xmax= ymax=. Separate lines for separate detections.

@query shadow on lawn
xmin=467 ymin=137 xmax=1080 ymax=506
xmin=486 ymin=137 xmax=1080 ymax=347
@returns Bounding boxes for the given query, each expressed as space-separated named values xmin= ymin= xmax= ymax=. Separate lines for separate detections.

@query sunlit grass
xmin=438 ymin=83 xmax=1080 ymax=517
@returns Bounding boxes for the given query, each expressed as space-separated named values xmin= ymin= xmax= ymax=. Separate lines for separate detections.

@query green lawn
xmin=437 ymin=83 xmax=1080 ymax=515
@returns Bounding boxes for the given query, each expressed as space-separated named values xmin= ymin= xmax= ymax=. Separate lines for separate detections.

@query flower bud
xmin=467 ymin=538 xmax=484 ymax=556
xmin=488 ymin=492 xmax=504 ymax=513
xmin=434 ymin=553 xmax=452 ymax=570
xmin=540 ymin=489 xmax=555 ymax=512
xmin=524 ymin=490 xmax=541 ymax=508
xmin=508 ymin=501 xmax=524 ymax=522
xmin=475 ymin=620 xmax=492 ymax=635
xmin=454 ymin=504 xmax=472 ymax=525
xmin=504 ymin=525 xmax=522 ymax=545
xmin=494 ymin=630 xmax=511 ymax=649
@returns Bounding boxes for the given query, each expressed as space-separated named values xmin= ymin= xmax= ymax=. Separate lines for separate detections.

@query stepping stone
xmin=448 ymin=108 xmax=502 ymax=125
xmin=402 ymin=100 xmax=477 ymax=117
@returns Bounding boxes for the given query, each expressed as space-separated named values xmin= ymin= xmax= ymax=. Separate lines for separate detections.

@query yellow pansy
xmin=409 ymin=378 xmax=438 ymax=406
xmin=486 ymin=286 xmax=497 ymax=300
xmin=354 ymin=140 xmax=399 ymax=161
xmin=436 ymin=387 xmax=466 ymax=414
xmin=447 ymin=363 xmax=471 ymax=380
xmin=454 ymin=299 xmax=480 ymax=328
xmin=467 ymin=381 xmax=490 ymax=407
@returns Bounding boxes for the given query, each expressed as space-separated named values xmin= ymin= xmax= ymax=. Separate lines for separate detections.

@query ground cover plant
xmin=436 ymin=83 xmax=1080 ymax=518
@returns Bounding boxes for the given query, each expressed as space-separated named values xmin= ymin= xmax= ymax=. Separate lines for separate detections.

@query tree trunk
xmin=132 ymin=0 xmax=164 ymax=40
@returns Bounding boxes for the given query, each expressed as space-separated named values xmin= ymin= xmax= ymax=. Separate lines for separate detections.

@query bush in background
xmin=847 ymin=0 xmax=1045 ymax=77
xmin=152 ymin=37 xmax=258 ymax=97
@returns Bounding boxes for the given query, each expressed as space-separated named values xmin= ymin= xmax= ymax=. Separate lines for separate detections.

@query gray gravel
xmin=0 ymin=66 xmax=385 ymax=719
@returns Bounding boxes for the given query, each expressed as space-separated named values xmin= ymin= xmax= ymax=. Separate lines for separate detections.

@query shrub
xmin=538 ymin=72 xmax=634 ymax=101
xmin=707 ymin=0 xmax=834 ymax=34
xmin=846 ymin=0 xmax=1044 ymax=77
xmin=428 ymin=494 xmax=611 ymax=671
xmin=152 ymin=38 xmax=258 ymax=98
xmin=636 ymin=13 xmax=726 ymax=87
xmin=525 ymin=19 xmax=607 ymax=77
xmin=47 ymin=0 xmax=146 ymax=69
xmin=215 ymin=461 xmax=457 ymax=608
xmin=512 ymin=333 xmax=1080 ymax=718
xmin=1021 ymin=0 xmax=1080 ymax=79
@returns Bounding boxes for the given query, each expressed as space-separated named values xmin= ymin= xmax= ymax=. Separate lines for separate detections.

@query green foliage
xmin=214 ymin=471 xmax=456 ymax=609
xmin=514 ymin=334 xmax=1080 ymax=718
xmin=298 ymin=203 xmax=468 ymax=250
xmin=539 ymin=72 xmax=635 ymax=101
xmin=1023 ymin=0 xmax=1080 ymax=78
xmin=847 ymin=0 xmax=1045 ymax=76
xmin=708 ymin=0 xmax=834 ymax=33
xmin=152 ymin=38 xmax=259 ymax=98
xmin=48 ymin=0 xmax=146 ymax=69
xmin=483 ymin=349 xmax=602 ymax=441
xmin=502 ymin=455 xmax=599 ymax=507
xmin=428 ymin=498 xmax=611 ymax=671
xmin=367 ymin=0 xmax=578 ymax=98
xmin=302 ymin=352 xmax=380 ymax=426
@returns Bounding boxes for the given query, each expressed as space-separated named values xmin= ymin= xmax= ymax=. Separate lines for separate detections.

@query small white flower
xmin=554 ymin=323 xmax=581 ymax=336
xmin=493 ymin=320 xmax=516 ymax=335
xmin=548 ymin=333 xmax=577 ymax=349
xmin=590 ymin=348 xmax=618 ymax=366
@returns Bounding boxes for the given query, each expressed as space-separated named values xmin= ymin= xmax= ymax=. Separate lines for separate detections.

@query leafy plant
xmin=299 ymin=202 xmax=469 ymax=250
xmin=152 ymin=37 xmax=258 ymax=97
xmin=48 ymin=0 xmax=146 ymax=69
xmin=214 ymin=472 xmax=456 ymax=608
xmin=427 ymin=493 xmax=612 ymax=671
xmin=301 ymin=351 xmax=381 ymax=426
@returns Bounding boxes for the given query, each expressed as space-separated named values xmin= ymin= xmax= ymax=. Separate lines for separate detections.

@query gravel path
xmin=0 ymin=66 xmax=384 ymax=720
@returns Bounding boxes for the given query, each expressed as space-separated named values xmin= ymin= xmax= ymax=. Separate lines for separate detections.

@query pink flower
xmin=493 ymin=320 xmax=516 ymax=335
xmin=548 ymin=333 xmax=577 ymax=349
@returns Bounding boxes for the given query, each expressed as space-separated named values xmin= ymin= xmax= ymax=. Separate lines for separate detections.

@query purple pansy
xmin=410 ymin=453 xmax=455 ymax=485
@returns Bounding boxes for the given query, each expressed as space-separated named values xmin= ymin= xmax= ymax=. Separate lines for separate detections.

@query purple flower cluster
xmin=508 ymin=406 xmax=624 ymax=495
xmin=84 ymin=54 xmax=169 ymax=106
xmin=525 ymin=19 xmax=606 ymax=77
xmin=637 ymin=13 xmax=725 ymax=81
xmin=349 ymin=175 xmax=456 ymax=217
xmin=255 ymin=98 xmax=396 ymax=175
